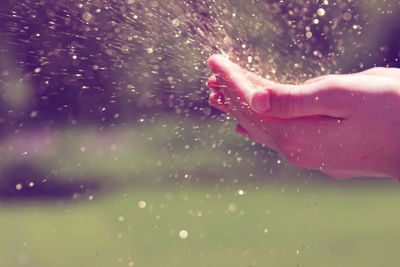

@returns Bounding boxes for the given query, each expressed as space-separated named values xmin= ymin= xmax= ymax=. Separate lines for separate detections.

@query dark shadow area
xmin=0 ymin=162 xmax=101 ymax=201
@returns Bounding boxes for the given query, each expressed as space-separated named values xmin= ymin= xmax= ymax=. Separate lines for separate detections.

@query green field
xmin=1 ymin=183 xmax=400 ymax=267
xmin=0 ymin=118 xmax=399 ymax=267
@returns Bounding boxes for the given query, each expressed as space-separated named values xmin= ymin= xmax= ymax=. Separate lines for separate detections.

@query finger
xmin=245 ymin=71 xmax=276 ymax=88
xmin=209 ymin=90 xmax=231 ymax=114
xmin=208 ymin=54 xmax=254 ymax=104
xmin=207 ymin=75 xmax=220 ymax=91
xmin=250 ymin=78 xmax=352 ymax=119
xmin=208 ymin=56 xmax=350 ymax=118
xmin=207 ymin=74 xmax=230 ymax=111
xmin=208 ymin=54 xmax=243 ymax=74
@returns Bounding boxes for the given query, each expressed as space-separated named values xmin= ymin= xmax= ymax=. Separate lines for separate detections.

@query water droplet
xmin=30 ymin=110 xmax=38 ymax=118
xmin=317 ymin=8 xmax=326 ymax=17
xmin=179 ymin=230 xmax=188 ymax=239
xmin=82 ymin=11 xmax=93 ymax=22
xmin=172 ymin=18 xmax=180 ymax=27
xmin=138 ymin=200 xmax=146 ymax=208
xmin=121 ymin=45 xmax=130 ymax=53
xmin=228 ymin=203 xmax=237 ymax=212
xmin=223 ymin=36 xmax=231 ymax=44
xmin=343 ymin=12 xmax=352 ymax=21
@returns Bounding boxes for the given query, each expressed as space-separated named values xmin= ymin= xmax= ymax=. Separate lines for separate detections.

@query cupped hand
xmin=207 ymin=54 xmax=400 ymax=179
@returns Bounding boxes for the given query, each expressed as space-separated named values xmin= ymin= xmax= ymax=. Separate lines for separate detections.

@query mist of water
xmin=2 ymin=0 xmax=381 ymax=124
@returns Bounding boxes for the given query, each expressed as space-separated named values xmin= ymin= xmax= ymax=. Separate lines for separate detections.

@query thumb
xmin=251 ymin=78 xmax=350 ymax=118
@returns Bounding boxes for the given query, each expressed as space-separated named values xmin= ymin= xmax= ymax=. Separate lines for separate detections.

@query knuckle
xmin=321 ymin=75 xmax=347 ymax=91
xmin=372 ymin=67 xmax=386 ymax=72
xmin=276 ymin=85 xmax=301 ymax=117
xmin=366 ymin=67 xmax=386 ymax=74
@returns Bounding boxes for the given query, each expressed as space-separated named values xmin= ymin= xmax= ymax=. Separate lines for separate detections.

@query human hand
xmin=207 ymin=54 xmax=400 ymax=180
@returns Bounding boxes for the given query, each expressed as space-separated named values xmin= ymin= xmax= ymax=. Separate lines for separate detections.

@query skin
xmin=207 ymin=54 xmax=400 ymax=180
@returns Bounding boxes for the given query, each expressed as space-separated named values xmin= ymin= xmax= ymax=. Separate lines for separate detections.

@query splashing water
xmin=1 ymin=0 xmax=400 ymax=126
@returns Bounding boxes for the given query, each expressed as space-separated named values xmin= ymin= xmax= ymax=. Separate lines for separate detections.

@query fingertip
xmin=207 ymin=54 xmax=227 ymax=64
xmin=207 ymin=54 xmax=225 ymax=73
xmin=207 ymin=74 xmax=217 ymax=83
xmin=207 ymin=54 xmax=238 ymax=75
xmin=207 ymin=75 xmax=219 ymax=90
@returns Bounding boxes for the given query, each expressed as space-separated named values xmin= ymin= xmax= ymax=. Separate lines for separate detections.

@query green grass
xmin=1 ymin=183 xmax=400 ymax=267
xmin=0 ymin=117 xmax=399 ymax=266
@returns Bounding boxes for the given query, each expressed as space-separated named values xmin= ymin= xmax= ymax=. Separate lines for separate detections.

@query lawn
xmin=0 ymin=117 xmax=399 ymax=267
xmin=1 ymin=183 xmax=400 ymax=267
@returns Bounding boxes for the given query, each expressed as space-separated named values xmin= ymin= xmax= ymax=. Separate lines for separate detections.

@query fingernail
xmin=251 ymin=90 xmax=270 ymax=113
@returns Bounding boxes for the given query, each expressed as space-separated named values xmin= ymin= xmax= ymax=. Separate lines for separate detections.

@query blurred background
xmin=1 ymin=0 xmax=400 ymax=266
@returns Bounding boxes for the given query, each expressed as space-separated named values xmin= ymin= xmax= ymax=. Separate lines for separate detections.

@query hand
xmin=207 ymin=54 xmax=400 ymax=180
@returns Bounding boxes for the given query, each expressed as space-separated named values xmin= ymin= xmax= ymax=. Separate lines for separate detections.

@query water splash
xmin=1 ymin=0 xmax=397 ymax=124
